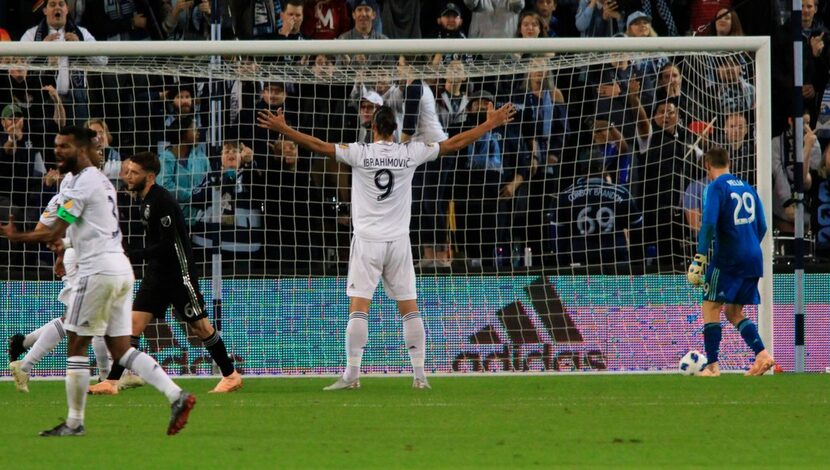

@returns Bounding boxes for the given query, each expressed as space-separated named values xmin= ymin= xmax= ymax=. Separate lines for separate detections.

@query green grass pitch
xmin=2 ymin=375 xmax=827 ymax=468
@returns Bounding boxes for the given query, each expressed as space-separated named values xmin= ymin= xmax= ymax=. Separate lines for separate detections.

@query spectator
xmin=516 ymin=9 xmax=548 ymax=38
xmin=158 ymin=114 xmax=210 ymax=225
xmin=229 ymin=0 xmax=282 ymax=39
xmin=801 ymin=0 xmax=830 ymax=126
xmin=381 ymin=0 xmax=421 ymax=38
xmin=431 ymin=3 xmax=475 ymax=65
xmin=337 ymin=0 xmax=391 ymax=66
xmin=346 ymin=91 xmax=386 ymax=144
xmin=536 ymin=0 xmax=581 ymax=37
xmin=710 ymin=55 xmax=755 ymax=117
xmin=717 ymin=112 xmax=753 ymax=185
xmin=554 ymin=157 xmax=643 ymax=266
xmin=191 ymin=140 xmax=263 ymax=256
xmin=576 ymin=0 xmax=623 ymax=37
xmin=686 ymin=0 xmax=730 ymax=35
xmin=277 ymin=0 xmax=305 ymax=39
xmin=80 ymin=0 xmax=160 ymax=41
xmin=628 ymin=0 xmax=679 ymax=36
xmin=512 ymin=57 xmax=568 ymax=263
xmin=1 ymin=104 xmax=47 ymax=222
xmin=808 ymin=144 xmax=830 ymax=259
xmin=161 ymin=0 xmax=213 ymax=40
xmin=714 ymin=8 xmax=745 ymax=36
xmin=86 ymin=118 xmax=123 ymax=187
xmin=20 ymin=0 xmax=108 ymax=124
xmin=624 ymin=10 xmax=655 ymax=37
xmin=0 ymin=56 xmax=66 ymax=133
xmin=636 ymin=98 xmax=700 ymax=268
xmin=437 ymin=59 xmax=471 ymax=132
xmin=772 ymin=116 xmax=819 ymax=233
xmin=464 ymin=0 xmax=525 ymax=38
xmin=302 ymin=0 xmax=351 ymax=40
xmin=453 ymin=89 xmax=529 ymax=267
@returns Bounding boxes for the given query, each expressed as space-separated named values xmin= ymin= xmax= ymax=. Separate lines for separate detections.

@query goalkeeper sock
xmin=402 ymin=311 xmax=426 ymax=381
xmin=203 ymin=330 xmax=235 ymax=377
xmin=343 ymin=312 xmax=368 ymax=382
xmin=703 ymin=322 xmax=722 ymax=365
xmin=21 ymin=318 xmax=66 ymax=373
xmin=91 ymin=335 xmax=111 ymax=379
xmin=107 ymin=335 xmax=140 ymax=381
xmin=736 ymin=319 xmax=765 ymax=355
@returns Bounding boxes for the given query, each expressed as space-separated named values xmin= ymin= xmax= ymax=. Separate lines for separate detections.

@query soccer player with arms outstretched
xmin=687 ymin=147 xmax=775 ymax=377
xmin=88 ymin=151 xmax=242 ymax=395
xmin=1 ymin=127 xmax=195 ymax=436
xmin=258 ymin=101 xmax=516 ymax=390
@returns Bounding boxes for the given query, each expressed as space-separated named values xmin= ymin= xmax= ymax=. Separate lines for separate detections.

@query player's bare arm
xmin=438 ymin=102 xmax=517 ymax=156
xmin=257 ymin=108 xmax=336 ymax=159
xmin=0 ymin=214 xmax=67 ymax=245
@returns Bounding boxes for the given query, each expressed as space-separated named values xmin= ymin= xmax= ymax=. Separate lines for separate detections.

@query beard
xmin=129 ymin=178 xmax=147 ymax=194
xmin=57 ymin=154 xmax=78 ymax=175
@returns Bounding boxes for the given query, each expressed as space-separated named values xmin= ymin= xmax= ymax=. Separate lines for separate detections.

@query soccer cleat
xmin=745 ymin=352 xmax=776 ymax=376
xmin=412 ymin=377 xmax=431 ymax=389
xmin=9 ymin=360 xmax=30 ymax=392
xmin=39 ymin=421 xmax=85 ymax=437
xmin=167 ymin=391 xmax=196 ymax=436
xmin=88 ymin=379 xmax=119 ymax=395
xmin=323 ymin=377 xmax=360 ymax=391
xmin=697 ymin=363 xmax=721 ymax=377
xmin=118 ymin=372 xmax=145 ymax=390
xmin=209 ymin=371 xmax=243 ymax=393
xmin=8 ymin=334 xmax=26 ymax=362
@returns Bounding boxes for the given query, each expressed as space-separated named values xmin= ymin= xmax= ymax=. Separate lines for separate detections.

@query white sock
xmin=119 ymin=347 xmax=181 ymax=403
xmin=21 ymin=318 xmax=66 ymax=373
xmin=343 ymin=312 xmax=368 ymax=382
xmin=402 ymin=311 xmax=426 ymax=380
xmin=23 ymin=320 xmax=54 ymax=348
xmin=66 ymin=356 xmax=89 ymax=429
xmin=91 ymin=336 xmax=111 ymax=379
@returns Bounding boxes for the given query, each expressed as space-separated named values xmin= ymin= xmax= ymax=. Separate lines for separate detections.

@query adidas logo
xmin=452 ymin=277 xmax=607 ymax=372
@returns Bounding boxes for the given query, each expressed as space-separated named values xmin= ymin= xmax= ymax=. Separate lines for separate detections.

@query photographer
xmin=576 ymin=0 xmax=624 ymax=37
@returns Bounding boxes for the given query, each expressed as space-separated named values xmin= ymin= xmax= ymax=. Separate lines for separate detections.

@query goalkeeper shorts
xmin=704 ymin=267 xmax=760 ymax=305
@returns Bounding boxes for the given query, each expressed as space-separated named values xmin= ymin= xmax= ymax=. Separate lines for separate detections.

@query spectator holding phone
xmin=576 ymin=0 xmax=624 ymax=37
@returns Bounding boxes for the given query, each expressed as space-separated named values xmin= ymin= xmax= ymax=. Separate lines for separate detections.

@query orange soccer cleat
xmin=209 ymin=371 xmax=242 ymax=393
xmin=88 ymin=379 xmax=119 ymax=395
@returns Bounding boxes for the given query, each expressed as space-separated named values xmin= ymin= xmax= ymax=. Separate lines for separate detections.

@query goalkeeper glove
xmin=687 ymin=254 xmax=707 ymax=287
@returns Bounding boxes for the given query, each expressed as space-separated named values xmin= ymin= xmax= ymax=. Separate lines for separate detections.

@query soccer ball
xmin=678 ymin=350 xmax=707 ymax=375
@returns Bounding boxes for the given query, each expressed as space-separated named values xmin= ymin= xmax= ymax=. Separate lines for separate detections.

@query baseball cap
xmin=467 ymin=89 xmax=495 ymax=106
xmin=626 ymin=11 xmax=652 ymax=29
xmin=441 ymin=3 xmax=462 ymax=16
xmin=361 ymin=91 xmax=384 ymax=107
xmin=354 ymin=0 xmax=378 ymax=10
xmin=1 ymin=104 xmax=24 ymax=119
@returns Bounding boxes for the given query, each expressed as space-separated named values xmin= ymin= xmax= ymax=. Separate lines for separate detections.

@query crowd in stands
xmin=1 ymin=0 xmax=829 ymax=276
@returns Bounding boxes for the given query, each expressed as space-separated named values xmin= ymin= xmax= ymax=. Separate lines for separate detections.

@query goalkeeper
xmin=687 ymin=147 xmax=775 ymax=376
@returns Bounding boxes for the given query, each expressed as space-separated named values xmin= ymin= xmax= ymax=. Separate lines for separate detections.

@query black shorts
xmin=133 ymin=275 xmax=207 ymax=323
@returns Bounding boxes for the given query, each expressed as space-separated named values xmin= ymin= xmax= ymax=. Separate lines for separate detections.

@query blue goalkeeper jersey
xmin=701 ymin=173 xmax=767 ymax=277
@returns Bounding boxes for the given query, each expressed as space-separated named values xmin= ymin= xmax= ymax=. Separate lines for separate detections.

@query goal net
xmin=0 ymin=38 xmax=779 ymax=376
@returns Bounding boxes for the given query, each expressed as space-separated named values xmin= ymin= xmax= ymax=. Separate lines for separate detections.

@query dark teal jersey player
xmin=687 ymin=148 xmax=775 ymax=377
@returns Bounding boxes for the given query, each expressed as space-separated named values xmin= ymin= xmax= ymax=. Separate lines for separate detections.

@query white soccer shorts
xmin=346 ymin=236 xmax=417 ymax=301
xmin=64 ymin=273 xmax=135 ymax=337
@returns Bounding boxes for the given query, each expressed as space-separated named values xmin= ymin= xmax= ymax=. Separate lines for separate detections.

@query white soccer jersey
xmin=57 ymin=167 xmax=131 ymax=277
xmin=38 ymin=173 xmax=75 ymax=227
xmin=336 ymin=141 xmax=440 ymax=241
xmin=411 ymin=83 xmax=449 ymax=144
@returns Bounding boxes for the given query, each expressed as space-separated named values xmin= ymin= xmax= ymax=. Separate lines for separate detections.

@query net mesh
xmin=0 ymin=45 xmax=765 ymax=374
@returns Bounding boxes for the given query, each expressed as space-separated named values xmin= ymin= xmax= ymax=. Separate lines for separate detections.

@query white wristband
xmin=61 ymin=237 xmax=72 ymax=249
